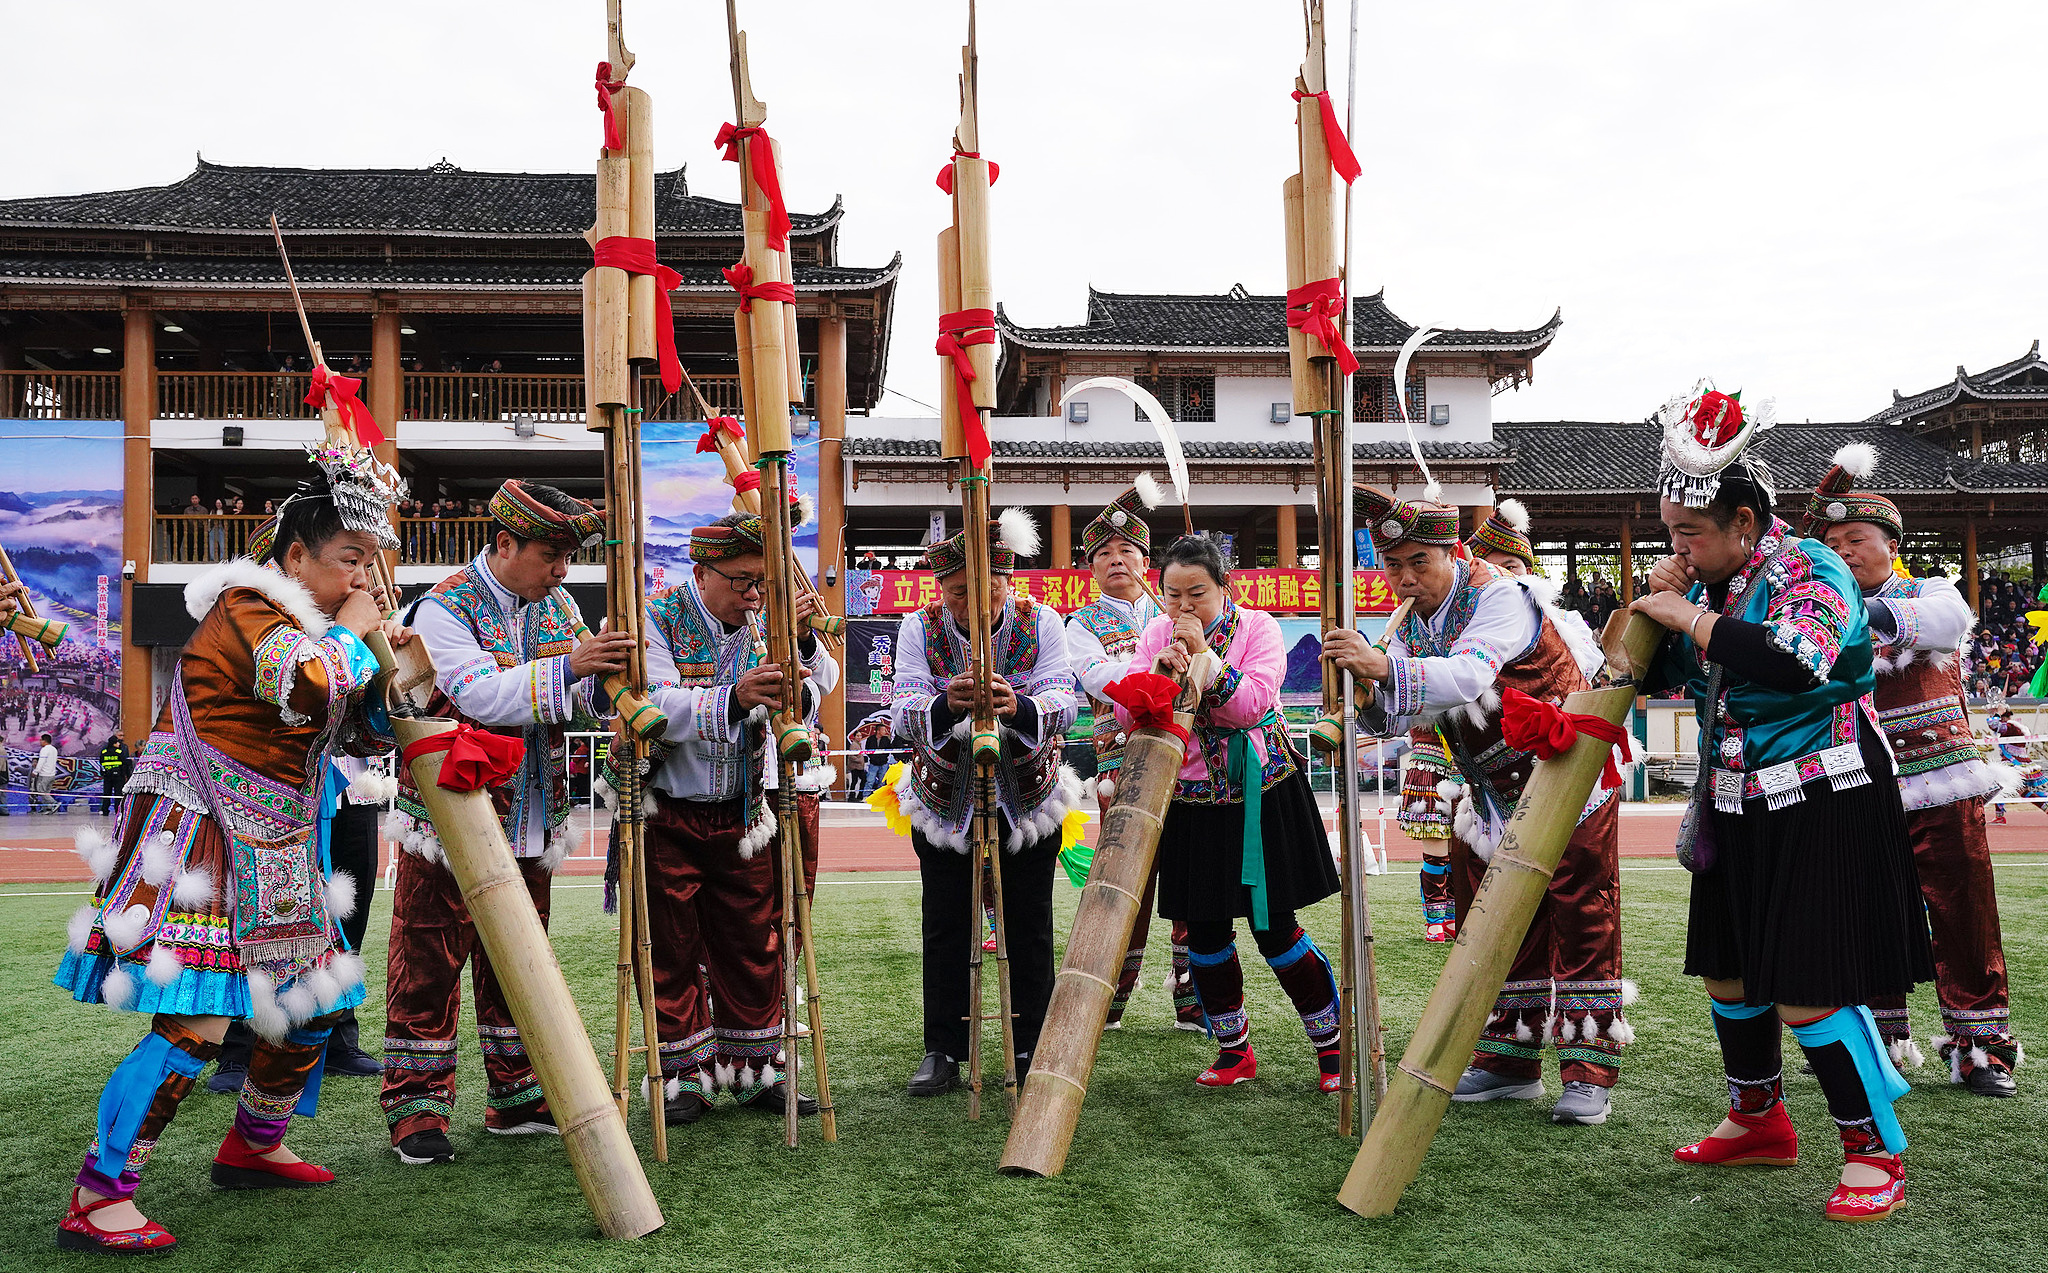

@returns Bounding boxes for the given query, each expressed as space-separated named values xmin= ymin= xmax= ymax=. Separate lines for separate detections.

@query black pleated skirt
xmin=1157 ymin=769 xmax=1340 ymax=924
xmin=1684 ymin=720 xmax=1934 ymax=1006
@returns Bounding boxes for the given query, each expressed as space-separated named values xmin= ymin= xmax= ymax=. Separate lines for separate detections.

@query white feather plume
xmin=997 ymin=507 xmax=1041 ymax=557
xmin=1496 ymin=498 xmax=1531 ymax=533
xmin=1832 ymin=441 xmax=1878 ymax=481
xmin=1134 ymin=472 xmax=1169 ymax=509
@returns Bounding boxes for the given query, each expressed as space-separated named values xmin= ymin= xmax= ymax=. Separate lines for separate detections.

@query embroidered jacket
xmin=642 ymin=573 xmax=840 ymax=805
xmin=888 ymin=597 xmax=1081 ymax=851
xmin=1066 ymin=591 xmax=1162 ymax=784
xmin=1116 ymin=599 xmax=1298 ymax=805
xmin=1649 ymin=518 xmax=1884 ymax=813
xmin=1867 ymin=573 xmax=2000 ymax=810
xmin=1364 ymin=558 xmax=1607 ymax=856
xmin=394 ymin=553 xmax=600 ymax=866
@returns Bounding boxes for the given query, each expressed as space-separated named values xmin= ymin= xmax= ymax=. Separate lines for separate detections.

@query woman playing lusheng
xmin=1114 ymin=536 xmax=1341 ymax=1089
xmin=52 ymin=464 xmax=403 ymax=1253
xmin=1629 ymin=382 xmax=1932 ymax=1221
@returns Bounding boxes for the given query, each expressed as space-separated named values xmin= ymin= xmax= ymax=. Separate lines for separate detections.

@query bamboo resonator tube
xmin=1000 ymin=652 xmax=1222 ymax=1177
xmin=394 ymin=716 xmax=664 ymax=1239
xmin=3 ymin=608 xmax=67 ymax=649
xmin=1336 ymin=612 xmax=1665 ymax=1217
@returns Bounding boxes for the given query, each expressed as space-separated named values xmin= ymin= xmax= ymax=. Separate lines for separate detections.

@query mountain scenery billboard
xmin=638 ymin=417 xmax=821 ymax=596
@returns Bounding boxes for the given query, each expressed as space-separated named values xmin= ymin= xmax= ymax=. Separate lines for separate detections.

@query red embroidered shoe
xmin=210 ymin=1131 xmax=336 ymax=1189
xmin=1424 ymin=921 xmax=1453 ymax=943
xmin=1317 ymin=1045 xmax=1343 ymax=1093
xmin=55 ymin=1188 xmax=177 ymax=1254
xmin=1674 ymin=1103 xmax=1799 ymax=1166
xmin=1196 ymin=1046 xmax=1257 ymax=1087
xmin=1826 ymin=1153 xmax=1906 ymax=1221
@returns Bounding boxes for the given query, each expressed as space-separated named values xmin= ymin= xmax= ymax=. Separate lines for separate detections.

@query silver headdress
xmin=288 ymin=442 xmax=407 ymax=551
xmin=1654 ymin=378 xmax=1777 ymax=508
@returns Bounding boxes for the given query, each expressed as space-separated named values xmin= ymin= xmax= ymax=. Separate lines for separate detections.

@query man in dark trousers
xmin=97 ymin=735 xmax=131 ymax=817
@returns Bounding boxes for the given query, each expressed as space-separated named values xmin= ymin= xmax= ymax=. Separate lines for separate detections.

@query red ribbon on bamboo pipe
xmin=1103 ymin=672 xmax=1190 ymax=746
xmin=1500 ymin=687 xmax=1629 ymax=790
xmin=591 ymin=236 xmax=683 ymax=394
xmin=401 ymin=724 xmax=527 ymax=793
xmin=696 ymin=415 xmax=745 ymax=454
xmin=935 ymin=150 xmax=1001 ymax=195
xmin=1290 ymin=88 xmax=1362 ymax=184
xmin=305 ymin=365 xmax=385 ymax=448
xmin=1285 ymin=278 xmax=1359 ymax=377
xmin=594 ymin=62 xmax=627 ymax=151
xmin=723 ymin=262 xmax=796 ymax=313
xmin=937 ymin=308 xmax=995 ymax=469
xmin=714 ymin=123 xmax=792 ymax=251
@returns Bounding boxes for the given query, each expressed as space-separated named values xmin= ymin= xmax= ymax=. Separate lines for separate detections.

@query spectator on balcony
xmin=207 ymin=500 xmax=227 ymax=560
xmin=856 ymin=550 xmax=881 ymax=571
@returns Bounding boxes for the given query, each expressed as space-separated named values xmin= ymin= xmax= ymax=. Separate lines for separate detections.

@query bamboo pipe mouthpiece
xmin=3 ymin=610 xmax=67 ymax=646
xmin=1308 ymin=715 xmax=1343 ymax=753
xmin=774 ymin=714 xmax=813 ymax=764
xmin=971 ymin=727 xmax=1001 ymax=765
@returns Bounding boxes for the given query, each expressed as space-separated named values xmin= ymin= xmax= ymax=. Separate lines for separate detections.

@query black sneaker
xmin=664 ymin=1090 xmax=712 ymax=1126
xmin=323 ymin=1037 xmax=382 ymax=1077
xmin=393 ymin=1129 xmax=456 ymax=1165
xmin=738 ymin=1080 xmax=819 ymax=1117
xmin=207 ymin=1060 xmax=248 ymax=1095
xmin=1965 ymin=1062 xmax=2019 ymax=1098
xmin=488 ymin=1109 xmax=560 ymax=1136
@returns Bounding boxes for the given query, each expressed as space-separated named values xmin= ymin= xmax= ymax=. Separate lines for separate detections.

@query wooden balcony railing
xmin=157 ymin=371 xmax=325 ymax=421
xmin=0 ymin=370 xmax=122 ymax=419
xmin=151 ymin=370 xmax=760 ymax=424
xmin=153 ymin=515 xmax=604 ymax=567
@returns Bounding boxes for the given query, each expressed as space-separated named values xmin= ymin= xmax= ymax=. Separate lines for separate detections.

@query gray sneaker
xmin=1550 ymin=1080 xmax=1611 ymax=1125
xmin=1450 ymin=1066 xmax=1545 ymax=1102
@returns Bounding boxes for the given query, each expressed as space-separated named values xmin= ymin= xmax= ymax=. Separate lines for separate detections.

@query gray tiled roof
xmin=1495 ymin=421 xmax=1963 ymax=495
xmin=842 ymin=436 xmax=1513 ymax=462
xmin=0 ymin=160 xmax=842 ymax=239
xmin=995 ymin=287 xmax=1560 ymax=355
xmin=0 ymin=252 xmax=901 ymax=293
xmin=1865 ymin=340 xmax=2048 ymax=424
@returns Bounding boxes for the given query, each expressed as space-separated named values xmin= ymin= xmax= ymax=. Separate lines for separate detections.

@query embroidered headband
xmin=1466 ymin=497 xmax=1537 ymax=569
xmin=690 ymin=517 xmax=765 ymax=562
xmin=1803 ymin=441 xmax=1903 ymax=541
xmin=923 ymin=509 xmax=1040 ymax=578
xmin=1354 ymin=484 xmax=1460 ymax=551
xmin=1081 ymin=473 xmax=1169 ymax=560
xmin=490 ymin=479 xmax=605 ymax=549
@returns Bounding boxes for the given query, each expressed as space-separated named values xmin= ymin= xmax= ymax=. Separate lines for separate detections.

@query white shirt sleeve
xmin=1879 ymin=576 xmax=1976 ymax=655
xmin=1374 ymin=580 xmax=1538 ymax=724
xmin=888 ymin=612 xmax=942 ymax=749
xmin=1064 ymin=616 xmax=1118 ymax=700
xmin=411 ymin=595 xmax=577 ymax=727
xmin=1008 ymin=604 xmax=1079 ymax=751
xmin=643 ymin=609 xmax=741 ymax=746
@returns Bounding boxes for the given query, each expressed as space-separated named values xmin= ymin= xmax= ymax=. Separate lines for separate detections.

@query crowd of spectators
xmin=1965 ymin=574 xmax=2044 ymax=701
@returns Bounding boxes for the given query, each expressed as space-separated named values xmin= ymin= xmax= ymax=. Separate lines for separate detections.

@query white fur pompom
xmin=247 ymin=970 xmax=288 ymax=1043
xmin=1558 ymin=1016 xmax=1579 ymax=1043
xmin=140 ymin=836 xmax=178 ymax=887
xmin=1096 ymin=777 xmax=1116 ymax=804
xmin=102 ymin=903 xmax=152 ymax=951
xmin=1607 ymin=1018 xmax=1637 ymax=1045
xmin=1889 ymin=1038 xmax=1926 ymax=1071
xmin=304 ymin=965 xmax=344 ymax=1014
xmin=1435 ymin=779 xmax=1459 ymax=802
xmin=1832 ymin=441 xmax=1878 ymax=481
xmin=329 ymin=951 xmax=366 ymax=994
xmin=1513 ymin=1019 xmax=1534 ymax=1042
xmin=1496 ymin=498 xmax=1530 ymax=533
xmin=172 ymin=867 xmax=216 ymax=910
xmin=101 ymin=962 xmax=137 ymax=1011
xmin=1134 ymin=472 xmax=1169 ymax=509
xmin=1423 ymin=478 xmax=1444 ymax=502
xmin=747 ymin=703 xmax=770 ymax=727
xmin=996 ymin=507 xmax=1041 ymax=557
xmin=145 ymin=944 xmax=184 ymax=987
xmin=74 ymin=827 xmax=117 ymax=884
xmin=67 ymin=904 xmax=98 ymax=954
xmin=793 ymin=493 xmax=815 ymax=529
xmin=280 ymin=981 xmax=318 ymax=1025
xmin=1620 ymin=978 xmax=1640 ymax=1007
xmin=326 ymin=871 xmax=358 ymax=922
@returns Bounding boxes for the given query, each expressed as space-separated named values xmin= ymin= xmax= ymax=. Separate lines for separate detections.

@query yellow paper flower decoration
xmin=2026 ymin=611 xmax=2048 ymax=647
xmin=864 ymin=761 xmax=912 ymax=837
xmin=1060 ymin=807 xmax=1090 ymax=850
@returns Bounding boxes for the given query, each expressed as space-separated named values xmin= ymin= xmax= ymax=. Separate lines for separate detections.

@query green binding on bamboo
xmin=3 ymin=609 xmax=67 ymax=647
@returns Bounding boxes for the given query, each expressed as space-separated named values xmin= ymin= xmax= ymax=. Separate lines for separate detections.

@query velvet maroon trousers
xmin=379 ymin=852 xmax=553 ymax=1142
xmin=1869 ymin=797 xmax=2015 ymax=1056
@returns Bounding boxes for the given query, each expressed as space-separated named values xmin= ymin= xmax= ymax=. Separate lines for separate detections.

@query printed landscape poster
xmin=0 ymin=418 xmax=123 ymax=806
xmin=638 ymin=418 xmax=820 ymax=597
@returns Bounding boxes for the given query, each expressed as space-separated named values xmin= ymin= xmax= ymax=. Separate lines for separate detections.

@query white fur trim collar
xmin=184 ymin=558 xmax=332 ymax=636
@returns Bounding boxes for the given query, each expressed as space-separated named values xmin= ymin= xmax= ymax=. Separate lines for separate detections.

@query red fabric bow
xmin=695 ymin=415 xmax=745 ymax=454
xmin=1285 ymin=278 xmax=1359 ymax=377
xmin=1103 ymin=672 xmax=1189 ymax=746
xmin=1499 ymin=687 xmax=1629 ymax=790
xmin=723 ymin=262 xmax=796 ymax=313
xmin=401 ymin=724 xmax=527 ymax=793
xmin=595 ymin=62 xmax=626 ymax=151
xmin=937 ymin=308 xmax=996 ymax=469
xmin=714 ymin=123 xmax=792 ymax=251
xmin=732 ymin=470 xmax=762 ymax=494
xmin=305 ymin=365 xmax=385 ymax=447
xmin=1291 ymin=89 xmax=1362 ymax=184
xmin=591 ymin=236 xmax=683 ymax=394
xmin=1689 ymin=390 xmax=1745 ymax=447
xmin=935 ymin=150 xmax=1001 ymax=195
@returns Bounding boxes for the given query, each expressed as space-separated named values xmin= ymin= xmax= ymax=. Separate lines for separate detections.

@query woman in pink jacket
xmin=1117 ymin=537 xmax=1341 ymax=1089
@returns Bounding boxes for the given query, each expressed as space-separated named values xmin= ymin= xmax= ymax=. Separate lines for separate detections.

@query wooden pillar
xmin=1964 ymin=517 xmax=1980 ymax=611
xmin=1277 ymin=503 xmax=1299 ymax=568
xmin=1467 ymin=503 xmax=1494 ymax=534
xmin=815 ymin=312 xmax=849 ymax=777
xmin=370 ymin=304 xmax=402 ymax=470
xmin=1239 ymin=512 xmax=1262 ymax=569
xmin=1618 ymin=518 xmax=1635 ymax=603
xmin=2032 ymin=536 xmax=2044 ymax=590
xmin=120 ymin=300 xmax=155 ymax=748
xmin=1049 ymin=501 xmax=1072 ymax=568
xmin=1971 ymin=421 xmax=1983 ymax=461
xmin=1564 ymin=537 xmax=1578 ymax=582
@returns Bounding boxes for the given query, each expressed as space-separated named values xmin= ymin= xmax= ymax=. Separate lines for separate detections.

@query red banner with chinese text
xmin=847 ymin=568 xmax=1401 ymax=616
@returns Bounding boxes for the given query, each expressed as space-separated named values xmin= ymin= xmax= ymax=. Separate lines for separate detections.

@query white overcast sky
xmin=4 ymin=1 xmax=2043 ymax=424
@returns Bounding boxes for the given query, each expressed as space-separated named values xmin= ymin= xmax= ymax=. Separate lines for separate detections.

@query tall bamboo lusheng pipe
xmin=726 ymin=0 xmax=836 ymax=1146
xmin=553 ymin=589 xmax=666 ymax=741
xmin=586 ymin=0 xmax=667 ymax=1167
xmin=1000 ymin=651 xmax=1222 ymax=1177
xmin=1336 ymin=611 xmax=1665 ymax=1217
xmin=0 ymin=542 xmax=63 ymax=672
xmin=937 ymin=0 xmax=1016 ymax=1121
xmin=396 ymin=717 xmax=663 ymax=1239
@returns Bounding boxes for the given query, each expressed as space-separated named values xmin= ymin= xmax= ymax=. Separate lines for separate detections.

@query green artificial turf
xmin=2 ymin=859 xmax=2043 ymax=1273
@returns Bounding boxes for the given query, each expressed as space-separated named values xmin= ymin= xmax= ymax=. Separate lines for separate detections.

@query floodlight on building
xmin=513 ymin=415 xmax=537 ymax=438
xmin=1271 ymin=402 xmax=1290 ymax=424
xmin=1429 ymin=403 xmax=1450 ymax=426
xmin=1067 ymin=400 xmax=1089 ymax=424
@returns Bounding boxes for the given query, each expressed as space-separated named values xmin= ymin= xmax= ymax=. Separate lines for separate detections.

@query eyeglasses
xmin=702 ymin=563 xmax=767 ymax=595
